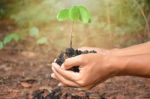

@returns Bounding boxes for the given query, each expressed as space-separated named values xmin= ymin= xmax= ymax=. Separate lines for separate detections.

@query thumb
xmin=63 ymin=55 xmax=82 ymax=70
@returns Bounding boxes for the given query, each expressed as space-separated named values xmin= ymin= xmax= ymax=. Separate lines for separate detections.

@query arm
xmin=79 ymin=42 xmax=150 ymax=56
xmin=112 ymin=42 xmax=150 ymax=56
xmin=116 ymin=54 xmax=150 ymax=77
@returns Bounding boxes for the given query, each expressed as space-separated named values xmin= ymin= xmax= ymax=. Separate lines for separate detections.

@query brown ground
xmin=0 ymin=44 xmax=150 ymax=99
xmin=0 ymin=20 xmax=150 ymax=99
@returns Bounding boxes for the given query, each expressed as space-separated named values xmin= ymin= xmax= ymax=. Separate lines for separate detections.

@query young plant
xmin=56 ymin=5 xmax=96 ymax=72
xmin=29 ymin=27 xmax=48 ymax=45
xmin=0 ymin=33 xmax=21 ymax=49
xmin=57 ymin=5 xmax=91 ymax=48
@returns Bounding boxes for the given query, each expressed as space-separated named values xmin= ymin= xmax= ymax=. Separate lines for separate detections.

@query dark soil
xmin=56 ymin=48 xmax=96 ymax=72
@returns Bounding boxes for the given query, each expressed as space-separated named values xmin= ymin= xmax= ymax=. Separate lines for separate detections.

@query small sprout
xmin=36 ymin=37 xmax=48 ymax=45
xmin=3 ymin=33 xmax=21 ymax=45
xmin=0 ymin=41 xmax=4 ymax=49
xmin=57 ymin=5 xmax=92 ymax=48
xmin=56 ymin=5 xmax=94 ymax=72
xmin=29 ymin=27 xmax=39 ymax=37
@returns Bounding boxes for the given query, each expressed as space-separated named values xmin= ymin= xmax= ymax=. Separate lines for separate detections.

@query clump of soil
xmin=55 ymin=48 xmax=96 ymax=72
xmin=32 ymin=86 xmax=106 ymax=99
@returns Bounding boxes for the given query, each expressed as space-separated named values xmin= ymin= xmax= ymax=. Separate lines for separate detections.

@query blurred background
xmin=0 ymin=0 xmax=150 ymax=54
xmin=0 ymin=1 xmax=150 ymax=98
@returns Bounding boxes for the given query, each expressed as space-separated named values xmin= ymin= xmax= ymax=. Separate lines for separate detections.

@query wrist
xmin=107 ymin=55 xmax=127 ymax=76
xmin=110 ymin=48 xmax=124 ymax=56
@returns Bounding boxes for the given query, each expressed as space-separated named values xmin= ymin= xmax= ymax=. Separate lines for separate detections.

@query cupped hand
xmin=51 ymin=53 xmax=119 ymax=89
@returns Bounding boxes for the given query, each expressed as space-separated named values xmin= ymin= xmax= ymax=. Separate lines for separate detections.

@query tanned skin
xmin=51 ymin=42 xmax=150 ymax=89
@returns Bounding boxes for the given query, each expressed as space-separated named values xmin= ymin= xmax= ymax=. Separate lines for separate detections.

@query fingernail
xmin=54 ymin=59 xmax=56 ymax=62
xmin=51 ymin=73 xmax=54 ymax=78
xmin=51 ymin=65 xmax=55 ymax=71
xmin=58 ymin=83 xmax=62 ymax=86
xmin=52 ymin=63 xmax=55 ymax=66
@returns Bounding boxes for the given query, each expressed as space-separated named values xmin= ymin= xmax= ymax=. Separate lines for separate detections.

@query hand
xmin=51 ymin=53 xmax=120 ymax=89
xmin=51 ymin=42 xmax=150 ymax=89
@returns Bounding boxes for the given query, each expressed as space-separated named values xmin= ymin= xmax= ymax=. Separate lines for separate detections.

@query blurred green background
xmin=0 ymin=0 xmax=150 ymax=52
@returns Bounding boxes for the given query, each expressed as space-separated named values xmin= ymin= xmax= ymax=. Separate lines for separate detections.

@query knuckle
xmin=74 ymin=75 xmax=79 ymax=81
xmin=79 ymin=55 xmax=85 ymax=62
xmin=79 ymin=55 xmax=88 ymax=64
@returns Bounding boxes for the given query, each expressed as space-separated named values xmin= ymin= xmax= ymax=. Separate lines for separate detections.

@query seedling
xmin=29 ymin=27 xmax=48 ymax=45
xmin=0 ymin=33 xmax=21 ymax=49
xmin=57 ymin=5 xmax=91 ymax=48
xmin=56 ymin=5 xmax=96 ymax=72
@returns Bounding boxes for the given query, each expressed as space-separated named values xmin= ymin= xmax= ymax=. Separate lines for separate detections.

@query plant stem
xmin=69 ymin=22 xmax=73 ymax=48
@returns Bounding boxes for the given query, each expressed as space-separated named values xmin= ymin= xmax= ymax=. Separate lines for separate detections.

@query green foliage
xmin=36 ymin=37 xmax=48 ymax=45
xmin=0 ymin=41 xmax=4 ymax=49
xmin=3 ymin=33 xmax=21 ymax=45
xmin=0 ymin=8 xmax=5 ymax=18
xmin=69 ymin=6 xmax=80 ymax=21
xmin=0 ymin=0 xmax=149 ymax=48
xmin=5 ymin=0 xmax=58 ymax=27
xmin=78 ymin=6 xmax=91 ymax=23
xmin=57 ymin=5 xmax=91 ymax=24
xmin=56 ymin=9 xmax=70 ymax=21
xmin=28 ymin=27 xmax=48 ymax=45
xmin=29 ymin=27 xmax=39 ymax=37
xmin=0 ymin=33 xmax=21 ymax=50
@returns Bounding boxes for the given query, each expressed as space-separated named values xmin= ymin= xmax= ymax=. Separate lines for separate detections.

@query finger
xmin=51 ymin=73 xmax=59 ymax=80
xmin=82 ymin=78 xmax=107 ymax=90
xmin=63 ymin=56 xmax=83 ymax=69
xmin=78 ymin=47 xmax=92 ymax=51
xmin=81 ymin=84 xmax=93 ymax=90
xmin=53 ymin=59 xmax=57 ymax=62
xmin=52 ymin=66 xmax=79 ymax=87
xmin=79 ymin=80 xmax=100 ymax=90
xmin=52 ymin=63 xmax=79 ymax=81
xmin=58 ymin=83 xmax=66 ymax=87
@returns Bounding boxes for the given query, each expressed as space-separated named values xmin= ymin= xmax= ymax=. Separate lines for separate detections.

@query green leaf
xmin=0 ymin=41 xmax=4 ymax=49
xmin=36 ymin=37 xmax=48 ymax=45
xmin=57 ymin=9 xmax=70 ymax=21
xmin=3 ymin=35 xmax=12 ymax=45
xmin=29 ymin=27 xmax=39 ymax=37
xmin=69 ymin=6 xmax=80 ymax=21
xmin=56 ymin=5 xmax=92 ymax=24
xmin=78 ymin=6 xmax=91 ymax=24
xmin=11 ymin=33 xmax=20 ymax=42
xmin=3 ymin=33 xmax=21 ymax=45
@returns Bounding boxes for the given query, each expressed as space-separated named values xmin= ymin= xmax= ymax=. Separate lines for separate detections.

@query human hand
xmin=51 ymin=53 xmax=120 ymax=89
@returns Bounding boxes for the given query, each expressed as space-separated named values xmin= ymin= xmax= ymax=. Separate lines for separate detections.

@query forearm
xmin=111 ymin=42 xmax=150 ymax=56
xmin=114 ymin=54 xmax=150 ymax=77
